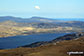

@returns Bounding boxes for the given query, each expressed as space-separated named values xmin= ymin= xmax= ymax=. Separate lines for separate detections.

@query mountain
xmin=1 ymin=16 xmax=84 ymax=23
xmin=0 ymin=16 xmax=22 ymax=22
xmin=0 ymin=16 xmax=65 ymax=23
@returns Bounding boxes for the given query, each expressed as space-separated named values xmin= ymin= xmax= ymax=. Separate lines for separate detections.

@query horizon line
xmin=0 ymin=15 xmax=84 ymax=19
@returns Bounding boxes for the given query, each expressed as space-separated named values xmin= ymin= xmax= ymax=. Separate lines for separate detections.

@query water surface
xmin=0 ymin=33 xmax=69 ymax=49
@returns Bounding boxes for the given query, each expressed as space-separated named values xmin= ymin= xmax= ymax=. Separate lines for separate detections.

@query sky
xmin=0 ymin=0 xmax=84 ymax=18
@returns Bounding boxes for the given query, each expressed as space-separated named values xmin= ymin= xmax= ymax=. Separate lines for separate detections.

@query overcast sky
xmin=0 ymin=0 xmax=84 ymax=18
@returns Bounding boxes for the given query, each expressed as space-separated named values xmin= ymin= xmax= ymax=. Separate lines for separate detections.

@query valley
xmin=0 ymin=16 xmax=84 ymax=38
xmin=0 ymin=16 xmax=84 ymax=56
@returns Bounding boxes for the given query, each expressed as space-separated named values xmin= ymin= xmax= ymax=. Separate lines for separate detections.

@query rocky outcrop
xmin=22 ymin=32 xmax=84 ymax=48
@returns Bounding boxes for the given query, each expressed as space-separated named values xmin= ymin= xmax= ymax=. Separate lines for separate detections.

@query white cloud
xmin=35 ymin=6 xmax=40 ymax=10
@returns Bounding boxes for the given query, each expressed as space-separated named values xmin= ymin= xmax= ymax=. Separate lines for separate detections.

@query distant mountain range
xmin=0 ymin=16 xmax=64 ymax=23
xmin=0 ymin=16 xmax=84 ymax=23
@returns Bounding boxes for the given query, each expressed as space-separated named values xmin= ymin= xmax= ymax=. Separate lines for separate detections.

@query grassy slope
xmin=0 ymin=36 xmax=84 ymax=56
xmin=0 ymin=20 xmax=84 ymax=38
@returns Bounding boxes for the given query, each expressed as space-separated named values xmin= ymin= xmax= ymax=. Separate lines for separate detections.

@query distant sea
xmin=55 ymin=18 xmax=84 ymax=21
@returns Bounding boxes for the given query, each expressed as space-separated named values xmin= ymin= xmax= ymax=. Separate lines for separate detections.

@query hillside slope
xmin=0 ymin=33 xmax=84 ymax=56
xmin=0 ymin=20 xmax=84 ymax=38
